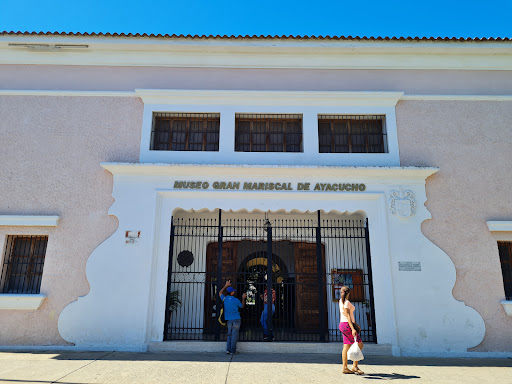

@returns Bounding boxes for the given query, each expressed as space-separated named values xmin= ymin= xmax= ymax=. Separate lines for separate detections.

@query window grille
xmin=151 ymin=113 xmax=220 ymax=151
xmin=497 ymin=242 xmax=512 ymax=300
xmin=235 ymin=114 xmax=303 ymax=152
xmin=318 ymin=115 xmax=387 ymax=153
xmin=1 ymin=235 xmax=48 ymax=294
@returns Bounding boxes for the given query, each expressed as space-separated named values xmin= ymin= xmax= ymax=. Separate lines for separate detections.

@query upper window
xmin=1 ymin=235 xmax=48 ymax=294
xmin=235 ymin=114 xmax=303 ymax=152
xmin=497 ymin=242 xmax=512 ymax=300
xmin=318 ymin=115 xmax=387 ymax=153
xmin=151 ymin=113 xmax=220 ymax=151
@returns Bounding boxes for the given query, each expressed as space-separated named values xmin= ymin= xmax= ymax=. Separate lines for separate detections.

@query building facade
xmin=0 ymin=32 xmax=511 ymax=357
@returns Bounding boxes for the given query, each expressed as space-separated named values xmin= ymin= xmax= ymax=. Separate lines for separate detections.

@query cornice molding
xmin=0 ymin=294 xmax=47 ymax=310
xmin=135 ymin=89 xmax=404 ymax=107
xmin=1 ymin=90 xmax=511 ymax=102
xmin=402 ymin=95 xmax=512 ymax=101
xmin=1 ymin=36 xmax=512 ymax=70
xmin=501 ymin=300 xmax=512 ymax=316
xmin=487 ymin=221 xmax=512 ymax=232
xmin=0 ymin=215 xmax=60 ymax=226
xmin=0 ymin=90 xmax=133 ymax=97
xmin=101 ymin=162 xmax=438 ymax=180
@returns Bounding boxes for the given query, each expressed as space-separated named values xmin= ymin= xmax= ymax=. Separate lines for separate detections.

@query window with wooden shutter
xmin=318 ymin=115 xmax=387 ymax=153
xmin=151 ymin=113 xmax=220 ymax=151
xmin=235 ymin=114 xmax=302 ymax=152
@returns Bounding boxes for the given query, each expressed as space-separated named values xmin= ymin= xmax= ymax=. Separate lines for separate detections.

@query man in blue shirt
xmin=219 ymin=280 xmax=246 ymax=354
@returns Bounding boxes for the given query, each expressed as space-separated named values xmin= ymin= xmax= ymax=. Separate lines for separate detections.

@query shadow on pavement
xmin=1 ymin=350 xmax=511 ymax=368
xmin=0 ymin=380 xmax=80 ymax=384
xmin=362 ymin=373 xmax=421 ymax=380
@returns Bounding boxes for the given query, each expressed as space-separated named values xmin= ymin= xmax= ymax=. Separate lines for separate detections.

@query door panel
xmin=294 ymin=242 xmax=327 ymax=331
xmin=204 ymin=241 xmax=238 ymax=331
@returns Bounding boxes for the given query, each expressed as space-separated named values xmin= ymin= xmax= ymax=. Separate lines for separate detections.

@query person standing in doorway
xmin=260 ymin=287 xmax=276 ymax=341
xmin=219 ymin=280 xmax=246 ymax=355
xmin=339 ymin=286 xmax=364 ymax=375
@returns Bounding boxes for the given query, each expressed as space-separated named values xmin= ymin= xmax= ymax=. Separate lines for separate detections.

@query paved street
xmin=0 ymin=351 xmax=511 ymax=384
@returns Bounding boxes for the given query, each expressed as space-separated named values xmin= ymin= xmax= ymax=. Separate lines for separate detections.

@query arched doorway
xmin=237 ymin=250 xmax=293 ymax=337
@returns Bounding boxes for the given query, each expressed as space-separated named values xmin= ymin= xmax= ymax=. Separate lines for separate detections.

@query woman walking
xmin=339 ymin=286 xmax=364 ymax=375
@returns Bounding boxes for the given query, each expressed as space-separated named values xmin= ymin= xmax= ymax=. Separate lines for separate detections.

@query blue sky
xmin=1 ymin=0 xmax=510 ymax=38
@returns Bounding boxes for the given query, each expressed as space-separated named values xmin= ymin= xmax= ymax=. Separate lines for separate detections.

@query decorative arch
xmin=237 ymin=250 xmax=290 ymax=284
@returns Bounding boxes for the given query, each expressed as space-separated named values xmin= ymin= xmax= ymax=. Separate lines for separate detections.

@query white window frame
xmin=137 ymin=90 xmax=402 ymax=167
xmin=0 ymin=215 xmax=58 ymax=310
xmin=487 ymin=221 xmax=512 ymax=316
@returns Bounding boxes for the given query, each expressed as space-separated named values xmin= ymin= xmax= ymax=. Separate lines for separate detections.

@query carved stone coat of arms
xmin=389 ymin=189 xmax=416 ymax=218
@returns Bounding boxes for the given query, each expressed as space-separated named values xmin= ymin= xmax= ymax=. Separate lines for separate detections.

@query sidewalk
xmin=0 ymin=350 xmax=510 ymax=384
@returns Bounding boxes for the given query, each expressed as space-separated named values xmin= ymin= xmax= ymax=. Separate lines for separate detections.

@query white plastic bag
xmin=347 ymin=342 xmax=364 ymax=361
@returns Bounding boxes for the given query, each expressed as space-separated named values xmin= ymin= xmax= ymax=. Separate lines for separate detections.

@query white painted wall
xmin=58 ymin=164 xmax=485 ymax=356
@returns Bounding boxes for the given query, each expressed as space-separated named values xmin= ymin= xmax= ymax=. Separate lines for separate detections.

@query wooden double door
xmin=204 ymin=241 xmax=327 ymax=334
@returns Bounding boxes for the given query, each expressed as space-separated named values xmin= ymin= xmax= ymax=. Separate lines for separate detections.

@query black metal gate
xmin=164 ymin=210 xmax=377 ymax=343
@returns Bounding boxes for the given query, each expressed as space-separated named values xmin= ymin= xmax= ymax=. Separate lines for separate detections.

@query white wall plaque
xmin=398 ymin=261 xmax=421 ymax=271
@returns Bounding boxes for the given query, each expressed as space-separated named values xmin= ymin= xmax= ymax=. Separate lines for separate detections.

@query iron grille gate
xmin=164 ymin=210 xmax=377 ymax=343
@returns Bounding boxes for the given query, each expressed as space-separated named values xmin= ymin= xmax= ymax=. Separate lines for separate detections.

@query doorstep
xmin=148 ymin=341 xmax=392 ymax=355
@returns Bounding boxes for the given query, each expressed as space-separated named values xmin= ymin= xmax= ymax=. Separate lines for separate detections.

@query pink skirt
xmin=339 ymin=322 xmax=362 ymax=344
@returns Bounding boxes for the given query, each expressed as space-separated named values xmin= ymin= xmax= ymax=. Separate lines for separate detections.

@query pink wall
xmin=0 ymin=96 xmax=142 ymax=345
xmin=1 ymin=65 xmax=512 ymax=95
xmin=396 ymin=100 xmax=512 ymax=352
xmin=1 ymin=95 xmax=511 ymax=352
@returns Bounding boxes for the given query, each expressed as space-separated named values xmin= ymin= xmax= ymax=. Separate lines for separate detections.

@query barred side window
xmin=235 ymin=114 xmax=303 ymax=152
xmin=1 ymin=236 xmax=48 ymax=294
xmin=497 ymin=242 xmax=512 ymax=300
xmin=318 ymin=115 xmax=387 ymax=153
xmin=151 ymin=113 xmax=220 ymax=151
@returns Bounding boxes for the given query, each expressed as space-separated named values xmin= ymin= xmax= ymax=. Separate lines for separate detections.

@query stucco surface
xmin=1 ymin=94 xmax=511 ymax=353
xmin=2 ymin=65 xmax=512 ymax=95
xmin=0 ymin=96 xmax=142 ymax=345
xmin=396 ymin=100 xmax=512 ymax=352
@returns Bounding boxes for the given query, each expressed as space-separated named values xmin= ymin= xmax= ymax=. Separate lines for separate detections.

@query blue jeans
xmin=260 ymin=304 xmax=275 ymax=335
xmin=226 ymin=319 xmax=241 ymax=353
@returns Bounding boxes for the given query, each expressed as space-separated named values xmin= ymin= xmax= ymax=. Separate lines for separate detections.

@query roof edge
xmin=1 ymin=31 xmax=510 ymax=42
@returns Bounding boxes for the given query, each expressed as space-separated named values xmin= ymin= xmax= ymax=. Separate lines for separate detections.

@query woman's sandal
xmin=352 ymin=368 xmax=364 ymax=375
xmin=342 ymin=368 xmax=354 ymax=374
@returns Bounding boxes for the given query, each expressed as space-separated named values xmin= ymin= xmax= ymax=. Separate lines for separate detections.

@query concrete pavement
xmin=0 ymin=350 xmax=510 ymax=384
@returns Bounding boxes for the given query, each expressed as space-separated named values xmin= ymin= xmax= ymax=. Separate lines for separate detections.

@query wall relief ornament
xmin=389 ymin=189 xmax=416 ymax=218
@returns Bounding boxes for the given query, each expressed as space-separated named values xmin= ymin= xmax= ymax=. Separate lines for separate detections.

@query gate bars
xmin=164 ymin=210 xmax=377 ymax=343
